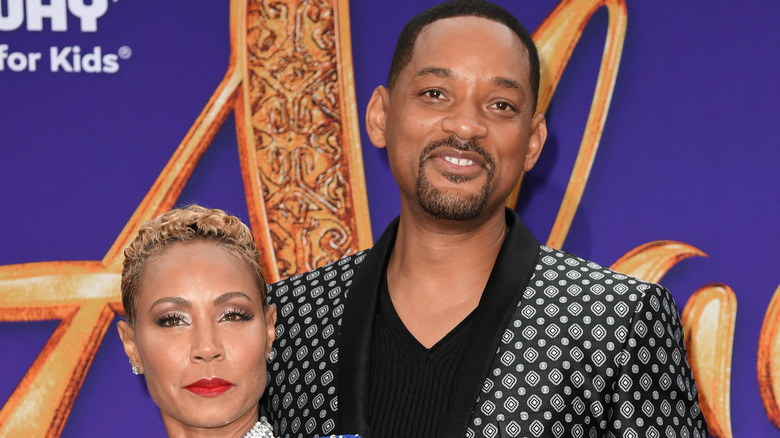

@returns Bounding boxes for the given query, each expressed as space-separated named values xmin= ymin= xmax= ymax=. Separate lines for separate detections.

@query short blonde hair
xmin=121 ymin=205 xmax=266 ymax=326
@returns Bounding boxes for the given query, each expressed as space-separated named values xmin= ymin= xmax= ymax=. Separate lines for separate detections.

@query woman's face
xmin=118 ymin=241 xmax=276 ymax=435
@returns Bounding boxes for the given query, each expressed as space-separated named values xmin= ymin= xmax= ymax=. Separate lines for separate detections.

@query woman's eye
xmin=221 ymin=310 xmax=253 ymax=322
xmin=155 ymin=313 xmax=187 ymax=327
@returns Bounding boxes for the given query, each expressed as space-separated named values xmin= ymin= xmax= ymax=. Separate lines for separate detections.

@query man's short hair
xmin=387 ymin=0 xmax=540 ymax=112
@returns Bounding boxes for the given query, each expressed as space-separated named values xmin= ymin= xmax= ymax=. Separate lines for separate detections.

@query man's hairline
xmin=387 ymin=16 xmax=534 ymax=111
xmin=388 ymin=15 xmax=534 ymax=96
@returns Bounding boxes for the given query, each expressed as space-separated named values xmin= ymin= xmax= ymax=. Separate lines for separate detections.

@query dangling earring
xmin=130 ymin=359 xmax=141 ymax=375
xmin=267 ymin=349 xmax=276 ymax=362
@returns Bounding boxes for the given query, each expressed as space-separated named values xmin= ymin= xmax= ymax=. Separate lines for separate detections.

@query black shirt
xmin=368 ymin=276 xmax=474 ymax=438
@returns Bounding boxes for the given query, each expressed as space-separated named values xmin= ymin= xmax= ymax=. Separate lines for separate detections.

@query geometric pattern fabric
xmin=467 ymin=245 xmax=707 ymax=437
xmin=265 ymin=245 xmax=707 ymax=438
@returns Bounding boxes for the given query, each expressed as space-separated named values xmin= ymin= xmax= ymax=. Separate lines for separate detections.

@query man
xmin=265 ymin=1 xmax=708 ymax=437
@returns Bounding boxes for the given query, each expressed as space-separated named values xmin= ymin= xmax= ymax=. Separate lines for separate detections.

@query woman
xmin=117 ymin=205 xmax=276 ymax=437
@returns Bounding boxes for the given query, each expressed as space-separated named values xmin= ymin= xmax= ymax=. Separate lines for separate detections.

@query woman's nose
xmin=190 ymin=323 xmax=224 ymax=362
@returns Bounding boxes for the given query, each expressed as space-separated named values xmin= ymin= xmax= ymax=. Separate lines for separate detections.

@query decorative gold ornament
xmin=505 ymin=0 xmax=627 ymax=252
xmin=682 ymin=283 xmax=736 ymax=438
xmin=759 ymin=284 xmax=780 ymax=430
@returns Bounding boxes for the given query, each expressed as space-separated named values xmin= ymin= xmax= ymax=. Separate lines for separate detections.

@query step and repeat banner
xmin=1 ymin=1 xmax=778 ymax=436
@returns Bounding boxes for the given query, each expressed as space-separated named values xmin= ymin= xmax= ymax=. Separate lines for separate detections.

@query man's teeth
xmin=443 ymin=156 xmax=475 ymax=166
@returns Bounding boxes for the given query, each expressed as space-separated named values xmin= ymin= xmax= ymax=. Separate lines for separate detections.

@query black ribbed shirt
xmin=367 ymin=278 xmax=474 ymax=438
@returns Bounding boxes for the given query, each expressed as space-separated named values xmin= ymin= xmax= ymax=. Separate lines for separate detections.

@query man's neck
xmin=385 ymin=208 xmax=508 ymax=348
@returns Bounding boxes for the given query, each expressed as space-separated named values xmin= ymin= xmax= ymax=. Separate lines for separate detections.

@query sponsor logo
xmin=0 ymin=44 xmax=130 ymax=73
xmin=0 ymin=1 xmax=131 ymax=74
xmin=0 ymin=0 xmax=109 ymax=32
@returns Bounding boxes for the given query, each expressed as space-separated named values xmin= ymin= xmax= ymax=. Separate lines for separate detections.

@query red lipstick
xmin=184 ymin=377 xmax=234 ymax=397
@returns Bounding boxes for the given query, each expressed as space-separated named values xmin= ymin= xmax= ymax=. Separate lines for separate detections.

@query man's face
xmin=367 ymin=16 xmax=546 ymax=222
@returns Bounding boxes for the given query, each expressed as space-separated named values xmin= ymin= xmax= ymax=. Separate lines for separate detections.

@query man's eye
xmin=492 ymin=101 xmax=516 ymax=112
xmin=422 ymin=89 xmax=443 ymax=99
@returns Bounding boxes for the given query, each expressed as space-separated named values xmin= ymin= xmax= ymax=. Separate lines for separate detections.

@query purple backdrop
xmin=1 ymin=1 xmax=778 ymax=436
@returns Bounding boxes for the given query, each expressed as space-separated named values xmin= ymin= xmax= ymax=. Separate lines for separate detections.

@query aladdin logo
xmin=0 ymin=0 xmax=108 ymax=32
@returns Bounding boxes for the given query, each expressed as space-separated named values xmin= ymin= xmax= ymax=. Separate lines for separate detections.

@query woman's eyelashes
xmin=154 ymin=311 xmax=189 ymax=327
xmin=152 ymin=307 xmax=254 ymax=327
xmin=220 ymin=308 xmax=254 ymax=322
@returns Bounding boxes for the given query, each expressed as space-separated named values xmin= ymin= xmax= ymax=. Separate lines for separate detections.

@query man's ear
xmin=523 ymin=113 xmax=547 ymax=172
xmin=117 ymin=320 xmax=143 ymax=374
xmin=366 ymin=86 xmax=390 ymax=149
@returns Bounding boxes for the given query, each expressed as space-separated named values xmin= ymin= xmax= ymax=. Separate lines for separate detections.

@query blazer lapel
xmin=440 ymin=209 xmax=540 ymax=437
xmin=337 ymin=218 xmax=399 ymax=435
xmin=337 ymin=210 xmax=538 ymax=437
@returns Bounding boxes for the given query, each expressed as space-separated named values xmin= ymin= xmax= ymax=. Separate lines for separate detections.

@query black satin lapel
xmin=337 ymin=218 xmax=399 ymax=436
xmin=441 ymin=209 xmax=540 ymax=437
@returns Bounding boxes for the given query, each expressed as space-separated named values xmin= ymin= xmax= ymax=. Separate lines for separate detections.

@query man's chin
xmin=417 ymin=193 xmax=487 ymax=221
xmin=415 ymin=169 xmax=493 ymax=221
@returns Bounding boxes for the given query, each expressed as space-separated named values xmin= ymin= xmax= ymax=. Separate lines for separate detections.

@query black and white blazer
xmin=264 ymin=209 xmax=708 ymax=438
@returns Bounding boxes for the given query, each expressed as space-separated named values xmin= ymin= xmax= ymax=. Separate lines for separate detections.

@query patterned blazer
xmin=264 ymin=209 xmax=708 ymax=438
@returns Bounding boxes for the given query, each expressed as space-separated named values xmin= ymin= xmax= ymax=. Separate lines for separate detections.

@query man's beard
xmin=415 ymin=136 xmax=495 ymax=221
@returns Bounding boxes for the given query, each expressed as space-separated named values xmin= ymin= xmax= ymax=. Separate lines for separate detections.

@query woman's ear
xmin=117 ymin=320 xmax=143 ymax=374
xmin=366 ymin=86 xmax=390 ymax=149
xmin=264 ymin=304 xmax=277 ymax=354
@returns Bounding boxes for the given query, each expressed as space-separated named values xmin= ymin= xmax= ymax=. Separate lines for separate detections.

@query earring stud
xmin=129 ymin=359 xmax=141 ymax=375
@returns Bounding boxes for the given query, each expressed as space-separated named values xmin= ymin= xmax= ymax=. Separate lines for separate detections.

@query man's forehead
xmin=415 ymin=16 xmax=526 ymax=53
xmin=405 ymin=16 xmax=530 ymax=80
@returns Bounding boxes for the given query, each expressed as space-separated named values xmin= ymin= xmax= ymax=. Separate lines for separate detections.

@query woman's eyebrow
xmin=214 ymin=291 xmax=254 ymax=306
xmin=148 ymin=296 xmax=190 ymax=311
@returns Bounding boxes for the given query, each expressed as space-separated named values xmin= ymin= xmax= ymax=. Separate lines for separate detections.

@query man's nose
xmin=440 ymin=101 xmax=488 ymax=140
xmin=190 ymin=323 xmax=224 ymax=362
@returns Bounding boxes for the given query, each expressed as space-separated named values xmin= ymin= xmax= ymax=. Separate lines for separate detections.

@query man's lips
xmin=418 ymin=136 xmax=496 ymax=179
xmin=184 ymin=377 xmax=235 ymax=397
xmin=429 ymin=148 xmax=486 ymax=168
xmin=428 ymin=150 xmax=487 ymax=180
xmin=442 ymin=155 xmax=477 ymax=166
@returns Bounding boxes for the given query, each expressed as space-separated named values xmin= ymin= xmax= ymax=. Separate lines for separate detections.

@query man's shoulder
xmin=532 ymin=244 xmax=659 ymax=292
xmin=266 ymin=248 xmax=372 ymax=302
xmin=526 ymin=244 xmax=677 ymax=317
xmin=474 ymin=249 xmax=704 ymax=437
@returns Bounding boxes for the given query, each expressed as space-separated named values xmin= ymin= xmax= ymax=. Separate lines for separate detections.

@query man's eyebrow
xmin=492 ymin=76 xmax=528 ymax=102
xmin=491 ymin=76 xmax=522 ymax=90
xmin=414 ymin=67 xmax=454 ymax=79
